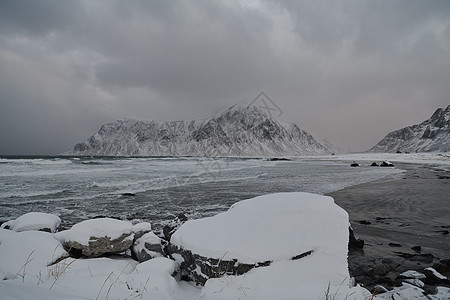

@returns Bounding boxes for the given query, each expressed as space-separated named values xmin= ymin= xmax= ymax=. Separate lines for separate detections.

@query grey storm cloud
xmin=0 ymin=0 xmax=449 ymax=154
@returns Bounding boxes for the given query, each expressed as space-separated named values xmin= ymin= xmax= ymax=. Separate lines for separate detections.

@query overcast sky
xmin=1 ymin=0 xmax=449 ymax=154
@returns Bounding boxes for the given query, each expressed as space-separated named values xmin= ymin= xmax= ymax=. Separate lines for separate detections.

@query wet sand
xmin=328 ymin=163 xmax=450 ymax=292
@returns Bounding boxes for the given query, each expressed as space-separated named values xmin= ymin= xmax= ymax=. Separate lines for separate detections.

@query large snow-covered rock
xmin=69 ymin=104 xmax=331 ymax=156
xmin=1 ymin=212 xmax=61 ymax=233
xmin=170 ymin=192 xmax=369 ymax=298
xmin=55 ymin=218 xmax=134 ymax=257
xmin=0 ymin=229 xmax=67 ymax=282
xmin=369 ymin=105 xmax=450 ymax=153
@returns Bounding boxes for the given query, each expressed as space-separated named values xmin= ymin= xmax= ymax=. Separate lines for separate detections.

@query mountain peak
xmin=70 ymin=104 xmax=330 ymax=156
xmin=369 ymin=105 xmax=450 ymax=153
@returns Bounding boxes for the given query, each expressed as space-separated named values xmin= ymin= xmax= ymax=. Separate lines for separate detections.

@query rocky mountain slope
xmin=369 ymin=105 xmax=450 ymax=153
xmin=70 ymin=105 xmax=331 ymax=156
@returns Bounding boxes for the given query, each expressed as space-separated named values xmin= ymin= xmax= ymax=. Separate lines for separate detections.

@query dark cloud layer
xmin=0 ymin=0 xmax=449 ymax=154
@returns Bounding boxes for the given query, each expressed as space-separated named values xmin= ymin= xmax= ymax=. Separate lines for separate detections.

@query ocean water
xmin=0 ymin=156 xmax=401 ymax=230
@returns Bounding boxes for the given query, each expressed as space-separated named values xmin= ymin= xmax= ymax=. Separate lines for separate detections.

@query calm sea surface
xmin=0 ymin=156 xmax=400 ymax=230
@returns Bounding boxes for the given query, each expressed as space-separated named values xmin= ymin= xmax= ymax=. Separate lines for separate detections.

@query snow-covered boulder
xmin=1 ymin=212 xmax=61 ymax=233
xmin=132 ymin=222 xmax=152 ymax=241
xmin=55 ymin=218 xmax=134 ymax=258
xmin=0 ymin=229 xmax=67 ymax=282
xmin=132 ymin=232 xmax=164 ymax=262
xmin=170 ymin=192 xmax=369 ymax=298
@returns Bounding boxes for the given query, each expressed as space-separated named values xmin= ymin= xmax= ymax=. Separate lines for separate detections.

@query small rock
xmin=411 ymin=246 xmax=421 ymax=253
xmin=121 ymin=192 xmax=136 ymax=197
xmin=132 ymin=232 xmax=164 ymax=262
xmin=388 ymin=242 xmax=402 ymax=247
xmin=404 ymin=278 xmax=425 ymax=288
xmin=163 ymin=213 xmax=188 ymax=240
xmin=357 ymin=220 xmax=371 ymax=225
xmin=348 ymin=227 xmax=364 ymax=250
xmin=424 ymin=267 xmax=448 ymax=282
xmin=266 ymin=158 xmax=291 ymax=161
xmin=399 ymin=270 xmax=426 ymax=279
xmin=372 ymin=285 xmax=388 ymax=294
xmin=371 ymin=162 xmax=379 ymax=167
xmin=380 ymin=161 xmax=394 ymax=167
xmin=350 ymin=163 xmax=359 ymax=167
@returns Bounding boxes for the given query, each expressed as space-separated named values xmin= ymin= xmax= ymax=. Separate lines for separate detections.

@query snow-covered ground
xmin=1 ymin=192 xmax=369 ymax=300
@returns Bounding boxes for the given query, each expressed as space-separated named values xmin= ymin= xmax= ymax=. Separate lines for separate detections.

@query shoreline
xmin=327 ymin=163 xmax=450 ymax=293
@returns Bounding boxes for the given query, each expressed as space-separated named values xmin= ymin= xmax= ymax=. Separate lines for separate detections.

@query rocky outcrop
xmin=55 ymin=218 xmax=134 ymax=258
xmin=167 ymin=244 xmax=275 ymax=285
xmin=369 ymin=105 xmax=450 ymax=153
xmin=63 ymin=233 xmax=133 ymax=258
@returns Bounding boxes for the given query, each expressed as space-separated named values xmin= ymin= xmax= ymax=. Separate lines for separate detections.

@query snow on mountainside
xmin=369 ymin=105 xmax=450 ymax=153
xmin=70 ymin=104 xmax=331 ymax=156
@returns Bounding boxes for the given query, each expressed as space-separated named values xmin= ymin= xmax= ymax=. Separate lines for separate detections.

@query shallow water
xmin=0 ymin=156 xmax=401 ymax=230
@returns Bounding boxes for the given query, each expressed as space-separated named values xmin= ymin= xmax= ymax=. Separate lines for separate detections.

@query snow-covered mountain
xmin=369 ymin=105 xmax=450 ymax=153
xmin=70 ymin=105 xmax=331 ymax=156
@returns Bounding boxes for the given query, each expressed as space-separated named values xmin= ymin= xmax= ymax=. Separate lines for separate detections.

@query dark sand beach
xmin=328 ymin=163 xmax=450 ymax=293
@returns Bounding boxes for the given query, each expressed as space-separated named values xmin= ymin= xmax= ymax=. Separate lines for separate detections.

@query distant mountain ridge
xmin=69 ymin=104 xmax=331 ymax=157
xmin=369 ymin=105 xmax=450 ymax=153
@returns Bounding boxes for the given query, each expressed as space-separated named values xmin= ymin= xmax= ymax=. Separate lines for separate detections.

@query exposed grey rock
xmin=423 ymin=268 xmax=449 ymax=286
xmin=348 ymin=226 xmax=364 ymax=250
xmin=167 ymin=243 xmax=313 ymax=286
xmin=69 ymin=104 xmax=331 ymax=156
xmin=399 ymin=270 xmax=426 ymax=279
xmin=369 ymin=105 xmax=450 ymax=153
xmin=380 ymin=161 xmax=394 ymax=167
xmin=64 ymin=233 xmax=134 ymax=258
xmin=132 ymin=232 xmax=164 ymax=262
xmin=411 ymin=246 xmax=422 ymax=253
xmin=372 ymin=285 xmax=389 ymax=295
xmin=163 ymin=214 xmax=188 ymax=240
xmin=56 ymin=218 xmax=134 ymax=258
